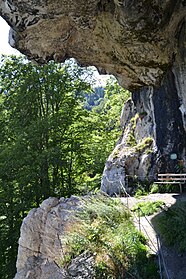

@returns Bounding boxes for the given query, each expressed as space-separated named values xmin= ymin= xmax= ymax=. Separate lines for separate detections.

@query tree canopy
xmin=0 ymin=55 xmax=130 ymax=278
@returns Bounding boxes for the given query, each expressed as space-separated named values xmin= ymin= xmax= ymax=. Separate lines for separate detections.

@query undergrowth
xmin=135 ymin=137 xmax=153 ymax=152
xmin=131 ymin=178 xmax=150 ymax=197
xmin=154 ymin=201 xmax=186 ymax=252
xmin=150 ymin=183 xmax=180 ymax=193
xmin=59 ymin=194 xmax=159 ymax=278
xmin=134 ymin=186 xmax=149 ymax=197
xmin=132 ymin=201 xmax=165 ymax=216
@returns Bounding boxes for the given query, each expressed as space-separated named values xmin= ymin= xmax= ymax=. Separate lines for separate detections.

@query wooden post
xmin=138 ymin=208 xmax=141 ymax=232
xmin=180 ymin=183 xmax=182 ymax=193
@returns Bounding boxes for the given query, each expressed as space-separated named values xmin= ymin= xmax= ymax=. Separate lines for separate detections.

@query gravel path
xmin=121 ymin=193 xmax=186 ymax=279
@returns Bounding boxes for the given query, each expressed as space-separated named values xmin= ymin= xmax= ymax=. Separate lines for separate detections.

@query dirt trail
xmin=121 ymin=193 xmax=186 ymax=279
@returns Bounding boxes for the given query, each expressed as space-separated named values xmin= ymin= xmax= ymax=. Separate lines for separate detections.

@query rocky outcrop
xmin=0 ymin=1 xmax=185 ymax=91
xmin=14 ymin=196 xmax=95 ymax=279
xmin=0 ymin=0 xmax=185 ymax=194
xmin=101 ymin=19 xmax=186 ymax=194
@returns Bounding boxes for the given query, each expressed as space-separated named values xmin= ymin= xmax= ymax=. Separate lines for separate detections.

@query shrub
xmin=153 ymin=201 xmax=186 ymax=252
xmin=130 ymin=178 xmax=151 ymax=197
xmin=150 ymin=183 xmax=180 ymax=193
xmin=150 ymin=184 xmax=159 ymax=194
xmin=59 ymin=194 xmax=159 ymax=278
xmin=132 ymin=201 xmax=165 ymax=216
xmin=135 ymin=137 xmax=153 ymax=152
xmin=134 ymin=187 xmax=149 ymax=197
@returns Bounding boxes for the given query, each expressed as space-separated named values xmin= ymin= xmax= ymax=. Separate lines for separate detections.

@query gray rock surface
xmin=102 ymin=19 xmax=186 ymax=194
xmin=14 ymin=196 xmax=95 ymax=279
xmin=0 ymin=1 xmax=185 ymax=91
xmin=102 ymin=64 xmax=186 ymax=193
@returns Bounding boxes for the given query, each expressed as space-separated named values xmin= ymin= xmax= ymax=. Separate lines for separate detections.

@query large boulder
xmin=14 ymin=196 xmax=95 ymax=279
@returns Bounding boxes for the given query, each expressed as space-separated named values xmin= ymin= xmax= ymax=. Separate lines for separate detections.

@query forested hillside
xmin=84 ymin=86 xmax=104 ymax=110
xmin=0 ymin=55 xmax=130 ymax=279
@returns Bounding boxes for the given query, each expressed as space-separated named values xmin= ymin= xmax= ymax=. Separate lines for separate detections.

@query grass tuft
xmin=132 ymin=201 xmax=165 ymax=216
xmin=59 ymin=194 xmax=159 ymax=278
xmin=154 ymin=201 xmax=186 ymax=252
xmin=150 ymin=183 xmax=180 ymax=193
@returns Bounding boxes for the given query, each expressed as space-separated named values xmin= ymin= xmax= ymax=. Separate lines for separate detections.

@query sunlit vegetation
xmin=0 ymin=55 xmax=130 ymax=278
xmin=59 ymin=194 xmax=159 ymax=279
xmin=154 ymin=201 xmax=186 ymax=252
xmin=132 ymin=201 xmax=165 ymax=216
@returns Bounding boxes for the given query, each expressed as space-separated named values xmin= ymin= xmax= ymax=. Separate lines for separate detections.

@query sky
xmin=0 ymin=17 xmax=20 ymax=55
xmin=0 ymin=17 xmax=111 ymax=85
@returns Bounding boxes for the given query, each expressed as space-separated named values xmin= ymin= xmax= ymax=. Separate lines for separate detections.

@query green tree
xmin=84 ymin=78 xmax=130 ymax=187
xmin=0 ymin=56 xmax=130 ymax=278
xmin=0 ymin=56 xmax=93 ymax=278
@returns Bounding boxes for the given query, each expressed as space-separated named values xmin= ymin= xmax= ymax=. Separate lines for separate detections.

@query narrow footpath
xmin=121 ymin=193 xmax=186 ymax=279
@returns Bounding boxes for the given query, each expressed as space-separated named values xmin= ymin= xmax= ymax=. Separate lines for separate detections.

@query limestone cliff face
xmin=14 ymin=197 xmax=95 ymax=279
xmin=0 ymin=1 xmax=185 ymax=91
xmin=101 ymin=20 xmax=186 ymax=194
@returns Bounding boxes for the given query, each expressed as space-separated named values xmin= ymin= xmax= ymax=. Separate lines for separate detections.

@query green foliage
xmin=150 ymin=184 xmax=160 ymax=194
xmin=130 ymin=113 xmax=139 ymax=130
xmin=0 ymin=56 xmax=94 ymax=199
xmin=145 ymin=148 xmax=153 ymax=155
xmin=135 ymin=137 xmax=153 ymax=152
xmin=90 ymin=77 xmax=130 ymax=159
xmin=60 ymin=194 xmax=159 ymax=278
xmin=134 ymin=186 xmax=149 ymax=197
xmin=0 ymin=56 xmax=96 ymax=278
xmin=150 ymin=183 xmax=180 ymax=194
xmin=132 ymin=201 xmax=165 ymax=216
xmin=154 ymin=202 xmax=186 ymax=252
xmin=84 ymin=86 xmax=104 ymax=110
xmin=175 ymin=160 xmax=185 ymax=174
xmin=129 ymin=177 xmax=150 ymax=197
xmin=0 ymin=55 xmax=130 ymax=278
xmin=127 ymin=133 xmax=137 ymax=147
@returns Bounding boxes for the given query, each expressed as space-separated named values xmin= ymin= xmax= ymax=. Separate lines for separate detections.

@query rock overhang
xmin=0 ymin=0 xmax=185 ymax=91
